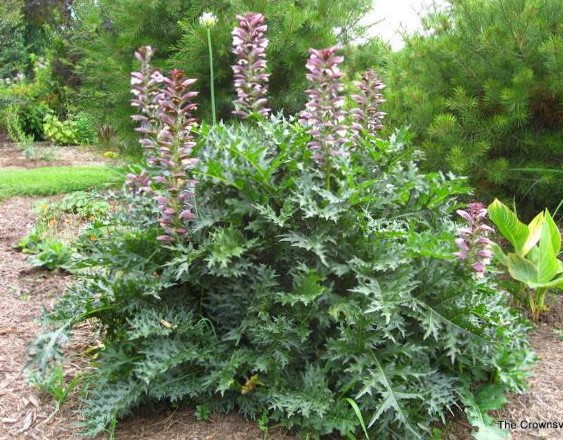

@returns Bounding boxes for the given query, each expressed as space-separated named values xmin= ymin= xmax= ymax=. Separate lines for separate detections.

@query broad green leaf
xmin=490 ymin=242 xmax=508 ymax=266
xmin=487 ymin=199 xmax=529 ymax=255
xmin=538 ymin=221 xmax=559 ymax=284
xmin=532 ymin=276 xmax=563 ymax=290
xmin=527 ymin=246 xmax=539 ymax=264
xmin=544 ymin=210 xmax=561 ymax=256
xmin=507 ymin=253 xmax=538 ymax=285
xmin=474 ymin=384 xmax=507 ymax=411
xmin=522 ymin=211 xmax=544 ymax=256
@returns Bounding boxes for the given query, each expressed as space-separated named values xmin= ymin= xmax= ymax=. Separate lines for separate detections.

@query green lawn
xmin=0 ymin=166 xmax=120 ymax=201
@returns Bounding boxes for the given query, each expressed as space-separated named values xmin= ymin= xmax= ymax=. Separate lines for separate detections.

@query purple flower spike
xmin=300 ymin=47 xmax=349 ymax=165
xmin=351 ymin=69 xmax=386 ymax=137
xmin=454 ymin=202 xmax=494 ymax=277
xmin=125 ymin=169 xmax=152 ymax=196
xmin=232 ymin=13 xmax=271 ymax=118
xmin=131 ymin=47 xmax=200 ymax=243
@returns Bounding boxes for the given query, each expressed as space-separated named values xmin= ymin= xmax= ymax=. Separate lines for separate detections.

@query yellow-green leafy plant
xmin=488 ymin=199 xmax=563 ymax=320
xmin=43 ymin=112 xmax=78 ymax=145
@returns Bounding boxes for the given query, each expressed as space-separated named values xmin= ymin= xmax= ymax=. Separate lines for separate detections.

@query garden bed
xmin=0 ymin=143 xmax=111 ymax=169
xmin=1 ymin=195 xmax=563 ymax=439
xmin=0 ymin=196 xmax=295 ymax=440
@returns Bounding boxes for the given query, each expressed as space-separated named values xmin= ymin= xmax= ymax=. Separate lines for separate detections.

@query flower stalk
xmin=131 ymin=47 xmax=200 ymax=242
xmin=200 ymin=12 xmax=218 ymax=124
xmin=231 ymin=12 xmax=270 ymax=118
xmin=454 ymin=202 xmax=494 ymax=277
xmin=351 ymin=69 xmax=386 ymax=136
xmin=299 ymin=46 xmax=349 ymax=166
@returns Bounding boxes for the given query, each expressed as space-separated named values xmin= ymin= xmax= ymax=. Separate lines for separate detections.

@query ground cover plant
xmin=16 ymin=191 xmax=112 ymax=270
xmin=25 ymin=13 xmax=535 ymax=440
xmin=0 ymin=165 xmax=117 ymax=201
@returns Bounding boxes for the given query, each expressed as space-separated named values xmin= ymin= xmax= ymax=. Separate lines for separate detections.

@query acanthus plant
xmin=299 ymin=46 xmax=349 ymax=165
xmin=130 ymin=46 xmax=199 ymax=242
xmin=351 ymin=69 xmax=386 ymax=136
xmin=232 ymin=12 xmax=270 ymax=119
xmin=454 ymin=202 xmax=494 ymax=276
xmin=26 ymin=15 xmax=535 ymax=440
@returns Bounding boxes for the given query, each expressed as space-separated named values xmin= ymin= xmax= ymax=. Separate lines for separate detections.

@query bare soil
xmin=1 ymin=195 xmax=562 ymax=440
xmin=0 ymin=143 xmax=110 ymax=169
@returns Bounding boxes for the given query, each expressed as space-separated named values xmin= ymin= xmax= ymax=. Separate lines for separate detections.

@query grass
xmin=0 ymin=166 xmax=120 ymax=201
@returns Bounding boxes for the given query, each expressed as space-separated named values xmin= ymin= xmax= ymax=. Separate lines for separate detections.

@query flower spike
xmin=232 ymin=12 xmax=270 ymax=118
xmin=300 ymin=46 xmax=349 ymax=164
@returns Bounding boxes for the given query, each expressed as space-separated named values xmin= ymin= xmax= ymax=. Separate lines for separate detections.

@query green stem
xmin=207 ymin=28 xmax=216 ymax=125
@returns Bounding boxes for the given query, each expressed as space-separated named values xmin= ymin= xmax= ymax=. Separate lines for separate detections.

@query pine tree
xmin=384 ymin=0 xmax=563 ymax=215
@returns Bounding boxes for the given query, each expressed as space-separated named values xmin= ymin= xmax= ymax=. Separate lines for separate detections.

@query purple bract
xmin=454 ymin=202 xmax=494 ymax=277
xmin=232 ymin=13 xmax=270 ymax=119
xmin=299 ymin=47 xmax=349 ymax=165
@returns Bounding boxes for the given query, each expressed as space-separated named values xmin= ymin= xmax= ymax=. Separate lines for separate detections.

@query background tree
xmin=383 ymin=0 xmax=563 ymax=215
xmin=70 ymin=0 xmax=372 ymax=150
xmin=0 ymin=0 xmax=26 ymax=79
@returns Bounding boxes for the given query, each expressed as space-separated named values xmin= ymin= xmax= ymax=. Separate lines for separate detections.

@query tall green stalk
xmin=206 ymin=28 xmax=216 ymax=125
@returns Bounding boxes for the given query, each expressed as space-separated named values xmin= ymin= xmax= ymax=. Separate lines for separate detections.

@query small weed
xmin=27 ymin=365 xmax=81 ymax=410
xmin=257 ymin=410 xmax=269 ymax=440
xmin=194 ymin=404 xmax=210 ymax=421
xmin=553 ymin=328 xmax=563 ymax=341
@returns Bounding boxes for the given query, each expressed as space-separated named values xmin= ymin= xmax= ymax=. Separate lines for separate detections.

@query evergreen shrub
xmin=384 ymin=0 xmax=563 ymax=215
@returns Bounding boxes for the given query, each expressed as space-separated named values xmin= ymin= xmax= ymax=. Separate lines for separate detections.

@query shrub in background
xmin=384 ymin=0 xmax=563 ymax=215
xmin=0 ymin=0 xmax=26 ymax=79
xmin=43 ymin=112 xmax=78 ymax=145
xmin=28 ymin=32 xmax=533 ymax=439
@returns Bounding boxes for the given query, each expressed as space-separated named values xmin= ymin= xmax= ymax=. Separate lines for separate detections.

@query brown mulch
xmin=0 ymin=143 xmax=111 ymax=169
xmin=493 ymin=296 xmax=563 ymax=440
xmin=0 ymin=195 xmax=295 ymax=440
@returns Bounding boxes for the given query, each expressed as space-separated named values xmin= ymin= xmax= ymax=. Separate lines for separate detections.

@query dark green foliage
xmin=343 ymin=38 xmax=391 ymax=81
xmin=28 ymin=120 xmax=532 ymax=439
xmin=0 ymin=0 xmax=27 ymax=79
xmin=72 ymin=0 xmax=372 ymax=149
xmin=70 ymin=0 xmax=193 ymax=150
xmin=384 ymin=0 xmax=563 ymax=215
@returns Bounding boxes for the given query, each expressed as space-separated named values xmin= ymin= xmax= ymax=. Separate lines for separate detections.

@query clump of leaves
xmin=28 ymin=121 xmax=532 ymax=439
xmin=43 ymin=112 xmax=78 ymax=145
xmin=16 ymin=191 xmax=110 ymax=271
xmin=28 ymin=237 xmax=73 ymax=270
xmin=488 ymin=199 xmax=563 ymax=320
